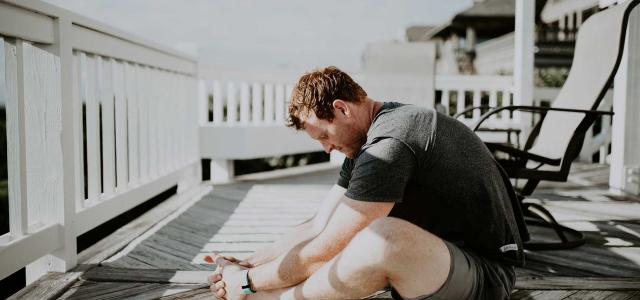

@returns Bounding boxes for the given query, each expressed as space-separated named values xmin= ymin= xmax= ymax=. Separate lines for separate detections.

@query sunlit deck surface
xmin=12 ymin=163 xmax=640 ymax=299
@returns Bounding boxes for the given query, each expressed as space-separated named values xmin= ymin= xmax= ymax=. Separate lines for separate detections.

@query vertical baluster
xmin=226 ymin=82 xmax=237 ymax=125
xmin=472 ymin=89 xmax=481 ymax=120
xmin=275 ymin=84 xmax=285 ymax=123
xmin=198 ymin=79 xmax=208 ymax=125
xmin=124 ymin=63 xmax=139 ymax=185
xmin=80 ymin=53 xmax=101 ymax=203
xmin=147 ymin=67 xmax=157 ymax=179
xmin=137 ymin=65 xmax=149 ymax=182
xmin=252 ymin=83 xmax=263 ymax=124
xmin=71 ymin=53 xmax=85 ymax=208
xmin=98 ymin=57 xmax=116 ymax=196
xmin=441 ymin=89 xmax=450 ymax=115
xmin=456 ymin=89 xmax=465 ymax=118
xmin=489 ymin=90 xmax=498 ymax=122
xmin=240 ymin=82 xmax=250 ymax=124
xmin=112 ymin=60 xmax=128 ymax=191
xmin=213 ymin=80 xmax=223 ymax=125
xmin=264 ymin=83 xmax=274 ymax=124
xmin=153 ymin=69 xmax=164 ymax=173
xmin=4 ymin=38 xmax=29 ymax=237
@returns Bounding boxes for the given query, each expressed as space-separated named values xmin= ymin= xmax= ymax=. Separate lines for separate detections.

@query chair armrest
xmin=452 ymin=105 xmax=494 ymax=119
xmin=472 ymin=105 xmax=614 ymax=131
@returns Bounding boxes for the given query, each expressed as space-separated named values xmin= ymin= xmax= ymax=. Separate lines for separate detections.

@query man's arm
xmin=246 ymin=196 xmax=394 ymax=291
xmin=244 ymin=184 xmax=347 ymax=267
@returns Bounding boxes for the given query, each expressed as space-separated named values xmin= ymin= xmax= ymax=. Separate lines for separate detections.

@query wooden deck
xmin=11 ymin=163 xmax=640 ymax=299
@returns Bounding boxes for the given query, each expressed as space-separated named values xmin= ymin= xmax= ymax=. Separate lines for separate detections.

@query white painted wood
xmin=112 ymin=59 xmax=128 ymax=192
xmin=124 ymin=62 xmax=139 ymax=186
xmin=136 ymin=66 xmax=151 ymax=183
xmin=239 ymin=82 xmax=250 ymax=124
xmin=472 ymin=89 xmax=481 ymax=119
xmin=75 ymin=162 xmax=201 ymax=235
xmin=2 ymin=0 xmax=196 ymax=69
xmin=79 ymin=53 xmax=101 ymax=202
xmin=456 ymin=89 xmax=464 ymax=117
xmin=210 ymin=159 xmax=234 ymax=184
xmin=275 ymin=84 xmax=285 ymax=123
xmin=0 ymin=224 xmax=62 ymax=281
xmin=264 ymin=83 xmax=274 ymax=124
xmin=3 ymin=38 xmax=28 ymax=239
xmin=251 ymin=83 xmax=263 ymax=124
xmin=610 ymin=4 xmax=640 ymax=195
xmin=226 ymin=81 xmax=237 ymax=125
xmin=198 ymin=80 xmax=207 ymax=125
xmin=200 ymin=125 xmax=322 ymax=160
xmin=72 ymin=54 xmax=84 ymax=209
xmin=514 ymin=0 xmax=535 ymax=137
xmin=98 ymin=57 xmax=116 ymax=196
xmin=441 ymin=89 xmax=449 ymax=115
xmin=54 ymin=17 xmax=79 ymax=277
xmin=147 ymin=67 xmax=158 ymax=179
xmin=213 ymin=80 xmax=223 ymax=125
xmin=489 ymin=89 xmax=498 ymax=121
xmin=70 ymin=25 xmax=196 ymax=75
xmin=0 ymin=2 xmax=55 ymax=44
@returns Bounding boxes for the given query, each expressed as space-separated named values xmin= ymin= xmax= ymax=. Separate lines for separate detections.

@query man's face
xmin=302 ymin=106 xmax=365 ymax=159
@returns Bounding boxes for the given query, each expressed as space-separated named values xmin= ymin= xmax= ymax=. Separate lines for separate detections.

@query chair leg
xmin=521 ymin=202 xmax=586 ymax=250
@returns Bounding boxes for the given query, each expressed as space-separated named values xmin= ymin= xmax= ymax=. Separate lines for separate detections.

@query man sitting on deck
xmin=207 ymin=66 xmax=526 ymax=300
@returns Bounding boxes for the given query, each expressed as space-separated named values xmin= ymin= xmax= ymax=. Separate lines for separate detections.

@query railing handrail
xmin=0 ymin=0 xmax=196 ymax=62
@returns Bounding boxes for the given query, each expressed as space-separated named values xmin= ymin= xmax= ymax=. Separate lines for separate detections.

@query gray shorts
xmin=391 ymin=241 xmax=515 ymax=300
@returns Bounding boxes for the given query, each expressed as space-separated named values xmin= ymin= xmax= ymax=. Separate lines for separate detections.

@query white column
xmin=610 ymin=6 xmax=640 ymax=195
xmin=210 ymin=159 xmax=234 ymax=184
xmin=26 ymin=17 xmax=77 ymax=284
xmin=514 ymin=0 xmax=535 ymax=136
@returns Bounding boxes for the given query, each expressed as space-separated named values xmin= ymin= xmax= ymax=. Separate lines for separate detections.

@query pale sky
xmin=43 ymin=0 xmax=471 ymax=73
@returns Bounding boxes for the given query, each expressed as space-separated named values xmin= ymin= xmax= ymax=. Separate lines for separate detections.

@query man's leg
xmin=252 ymin=217 xmax=451 ymax=300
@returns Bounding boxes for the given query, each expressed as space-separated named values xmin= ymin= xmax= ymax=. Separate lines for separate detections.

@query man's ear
xmin=332 ymin=99 xmax=349 ymax=117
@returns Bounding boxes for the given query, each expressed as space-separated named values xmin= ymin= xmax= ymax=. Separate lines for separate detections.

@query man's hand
xmin=205 ymin=254 xmax=252 ymax=300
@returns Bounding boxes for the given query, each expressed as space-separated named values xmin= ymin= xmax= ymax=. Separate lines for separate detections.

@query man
xmin=207 ymin=66 xmax=526 ymax=299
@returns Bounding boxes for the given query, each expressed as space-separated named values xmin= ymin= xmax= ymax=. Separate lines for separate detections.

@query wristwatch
xmin=241 ymin=269 xmax=256 ymax=295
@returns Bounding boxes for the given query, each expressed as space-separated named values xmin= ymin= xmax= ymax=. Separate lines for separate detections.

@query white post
xmin=610 ymin=5 xmax=640 ymax=195
xmin=264 ymin=83 xmax=275 ymax=124
xmin=26 ymin=17 xmax=78 ymax=284
xmin=252 ymin=83 xmax=263 ymax=124
xmin=210 ymin=159 xmax=234 ymax=184
xmin=275 ymin=84 xmax=285 ymax=123
xmin=198 ymin=80 xmax=208 ymax=125
xmin=240 ymin=82 xmax=250 ymax=125
xmin=226 ymin=81 xmax=237 ymax=125
xmin=514 ymin=0 xmax=535 ymax=138
xmin=213 ymin=80 xmax=223 ymax=125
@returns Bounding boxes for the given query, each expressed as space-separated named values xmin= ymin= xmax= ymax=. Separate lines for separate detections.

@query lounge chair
xmin=460 ymin=0 xmax=640 ymax=250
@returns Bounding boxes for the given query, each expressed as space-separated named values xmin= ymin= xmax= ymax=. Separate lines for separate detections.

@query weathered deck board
xmin=13 ymin=164 xmax=640 ymax=299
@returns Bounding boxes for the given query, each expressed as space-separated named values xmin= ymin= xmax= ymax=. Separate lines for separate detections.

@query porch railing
xmin=198 ymin=80 xmax=321 ymax=183
xmin=0 ymin=0 xmax=201 ymax=283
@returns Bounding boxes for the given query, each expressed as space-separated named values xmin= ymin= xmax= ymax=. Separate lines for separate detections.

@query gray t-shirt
xmin=337 ymin=102 xmax=526 ymax=265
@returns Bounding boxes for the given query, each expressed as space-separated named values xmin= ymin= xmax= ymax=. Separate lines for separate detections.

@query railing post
xmin=610 ymin=5 xmax=640 ymax=195
xmin=226 ymin=81 xmax=237 ymax=125
xmin=213 ymin=80 xmax=223 ymax=125
xmin=515 ymin=0 xmax=535 ymax=141
xmin=264 ymin=83 xmax=274 ymax=124
xmin=26 ymin=16 xmax=77 ymax=284
xmin=275 ymin=84 xmax=285 ymax=123
xmin=252 ymin=83 xmax=263 ymax=124
xmin=240 ymin=82 xmax=250 ymax=125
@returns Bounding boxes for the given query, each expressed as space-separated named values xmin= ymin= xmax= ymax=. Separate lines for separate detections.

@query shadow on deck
xmin=11 ymin=164 xmax=640 ymax=299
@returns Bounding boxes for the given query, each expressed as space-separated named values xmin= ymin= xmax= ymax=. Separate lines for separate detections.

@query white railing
xmin=435 ymin=75 xmax=613 ymax=163
xmin=0 ymin=0 xmax=200 ymax=283
xmin=198 ymin=79 xmax=321 ymax=183
xmin=435 ymin=75 xmax=518 ymax=128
